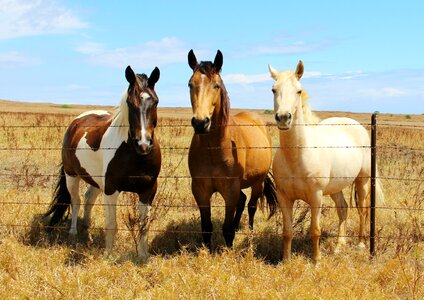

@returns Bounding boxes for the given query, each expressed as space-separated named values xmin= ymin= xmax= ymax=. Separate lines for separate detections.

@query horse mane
xmin=218 ymin=80 xmax=230 ymax=126
xmin=300 ymin=89 xmax=321 ymax=125
xmin=111 ymin=90 xmax=130 ymax=139
xmin=195 ymin=61 xmax=230 ymax=126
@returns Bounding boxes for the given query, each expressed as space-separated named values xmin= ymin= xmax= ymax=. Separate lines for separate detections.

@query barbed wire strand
xmin=0 ymin=201 xmax=422 ymax=211
xmin=1 ymin=122 xmax=424 ymax=129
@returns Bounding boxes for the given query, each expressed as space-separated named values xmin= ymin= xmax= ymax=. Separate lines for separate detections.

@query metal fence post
xmin=370 ymin=113 xmax=377 ymax=259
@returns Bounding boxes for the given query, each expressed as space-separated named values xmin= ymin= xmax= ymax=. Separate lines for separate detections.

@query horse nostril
xmin=287 ymin=113 xmax=292 ymax=121
xmin=204 ymin=117 xmax=210 ymax=128
xmin=275 ymin=113 xmax=281 ymax=122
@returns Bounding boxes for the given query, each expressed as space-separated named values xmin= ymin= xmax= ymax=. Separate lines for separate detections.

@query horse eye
xmin=297 ymin=90 xmax=302 ymax=95
xmin=272 ymin=88 xmax=276 ymax=94
xmin=213 ymin=84 xmax=220 ymax=90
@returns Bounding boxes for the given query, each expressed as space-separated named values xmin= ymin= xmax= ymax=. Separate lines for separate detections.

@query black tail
xmin=263 ymin=172 xmax=278 ymax=219
xmin=43 ymin=165 xmax=71 ymax=230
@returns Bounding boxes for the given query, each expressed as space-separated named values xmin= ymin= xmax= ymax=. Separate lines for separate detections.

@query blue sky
xmin=1 ymin=0 xmax=423 ymax=114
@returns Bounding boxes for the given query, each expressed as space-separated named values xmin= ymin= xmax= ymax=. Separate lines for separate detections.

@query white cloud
xmin=359 ymin=87 xmax=407 ymax=98
xmin=77 ymin=37 xmax=198 ymax=69
xmin=0 ymin=51 xmax=39 ymax=67
xmin=221 ymin=70 xmax=352 ymax=85
xmin=239 ymin=40 xmax=333 ymax=57
xmin=223 ymin=73 xmax=270 ymax=84
xmin=0 ymin=0 xmax=88 ymax=39
xmin=75 ymin=42 xmax=104 ymax=55
xmin=66 ymin=84 xmax=89 ymax=91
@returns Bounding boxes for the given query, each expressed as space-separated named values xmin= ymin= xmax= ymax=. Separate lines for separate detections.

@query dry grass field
xmin=0 ymin=99 xmax=423 ymax=299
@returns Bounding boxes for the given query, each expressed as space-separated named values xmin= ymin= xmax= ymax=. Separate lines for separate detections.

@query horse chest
xmin=104 ymin=143 xmax=160 ymax=195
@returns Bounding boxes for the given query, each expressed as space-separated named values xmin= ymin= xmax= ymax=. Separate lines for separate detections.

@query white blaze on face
xmin=138 ymin=92 xmax=151 ymax=146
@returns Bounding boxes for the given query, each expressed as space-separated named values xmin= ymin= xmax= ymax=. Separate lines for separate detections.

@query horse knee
xmin=310 ymin=224 xmax=321 ymax=238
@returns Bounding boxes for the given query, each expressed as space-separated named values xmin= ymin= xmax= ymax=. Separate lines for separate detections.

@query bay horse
xmin=43 ymin=65 xmax=161 ymax=260
xmin=187 ymin=49 xmax=277 ymax=249
xmin=268 ymin=60 xmax=384 ymax=262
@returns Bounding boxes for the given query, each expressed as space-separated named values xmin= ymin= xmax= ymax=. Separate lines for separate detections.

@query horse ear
xmin=268 ymin=64 xmax=279 ymax=80
xmin=148 ymin=67 xmax=160 ymax=88
xmin=125 ymin=65 xmax=136 ymax=85
xmin=188 ymin=49 xmax=198 ymax=70
xmin=295 ymin=60 xmax=304 ymax=80
xmin=213 ymin=50 xmax=223 ymax=72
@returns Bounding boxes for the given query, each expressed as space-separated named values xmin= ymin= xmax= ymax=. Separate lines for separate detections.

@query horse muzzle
xmin=191 ymin=117 xmax=211 ymax=134
xmin=134 ymin=138 xmax=153 ymax=155
xmin=275 ymin=112 xmax=292 ymax=130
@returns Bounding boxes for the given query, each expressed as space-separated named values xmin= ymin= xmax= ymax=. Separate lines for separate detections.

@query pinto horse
xmin=44 ymin=66 xmax=161 ymax=259
xmin=268 ymin=60 xmax=384 ymax=262
xmin=187 ymin=49 xmax=277 ymax=249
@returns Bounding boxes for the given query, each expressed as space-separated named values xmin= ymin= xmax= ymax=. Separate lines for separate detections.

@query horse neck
xmin=279 ymin=96 xmax=308 ymax=159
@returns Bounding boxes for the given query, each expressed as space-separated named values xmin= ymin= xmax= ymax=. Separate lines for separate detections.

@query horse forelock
xmin=193 ymin=61 xmax=217 ymax=77
xmin=136 ymin=74 xmax=148 ymax=88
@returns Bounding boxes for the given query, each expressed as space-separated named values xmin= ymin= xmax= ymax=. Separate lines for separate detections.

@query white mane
xmin=111 ymin=90 xmax=130 ymax=139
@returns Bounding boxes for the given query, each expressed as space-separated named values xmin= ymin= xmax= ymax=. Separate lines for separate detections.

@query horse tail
xmin=263 ymin=172 xmax=278 ymax=219
xmin=352 ymin=171 xmax=385 ymax=221
xmin=43 ymin=165 xmax=71 ymax=230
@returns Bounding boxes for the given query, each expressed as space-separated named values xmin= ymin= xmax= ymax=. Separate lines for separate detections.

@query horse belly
xmin=323 ymin=148 xmax=363 ymax=195
xmin=238 ymin=125 xmax=272 ymax=187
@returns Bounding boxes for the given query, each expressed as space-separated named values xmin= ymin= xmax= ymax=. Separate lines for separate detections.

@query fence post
xmin=370 ymin=113 xmax=377 ymax=259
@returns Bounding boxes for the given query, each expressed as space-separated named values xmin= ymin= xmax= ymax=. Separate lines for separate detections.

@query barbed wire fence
xmin=0 ymin=113 xmax=423 ymax=260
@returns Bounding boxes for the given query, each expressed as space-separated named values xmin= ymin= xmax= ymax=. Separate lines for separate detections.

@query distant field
xmin=2 ymin=98 xmax=423 ymax=125
xmin=0 ymin=99 xmax=422 ymax=299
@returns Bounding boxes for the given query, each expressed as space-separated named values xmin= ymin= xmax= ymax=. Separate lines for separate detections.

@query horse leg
xmin=330 ymin=191 xmax=348 ymax=253
xmin=66 ymin=174 xmax=81 ymax=244
xmin=278 ymin=190 xmax=294 ymax=261
xmin=103 ymin=191 xmax=120 ymax=257
xmin=82 ymin=186 xmax=101 ymax=230
xmin=248 ymin=181 xmax=264 ymax=230
xmin=221 ymin=181 xmax=240 ymax=248
xmin=192 ymin=181 xmax=214 ymax=250
xmin=137 ymin=181 xmax=157 ymax=261
xmin=309 ymin=191 xmax=323 ymax=263
xmin=233 ymin=190 xmax=246 ymax=231
xmin=355 ymin=178 xmax=369 ymax=249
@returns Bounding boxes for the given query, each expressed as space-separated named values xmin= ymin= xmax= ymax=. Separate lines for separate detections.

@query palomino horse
xmin=44 ymin=66 xmax=161 ymax=259
xmin=187 ymin=49 xmax=277 ymax=249
xmin=268 ymin=61 xmax=384 ymax=262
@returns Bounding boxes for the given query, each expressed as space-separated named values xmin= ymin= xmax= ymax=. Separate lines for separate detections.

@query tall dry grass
xmin=0 ymin=109 xmax=423 ymax=299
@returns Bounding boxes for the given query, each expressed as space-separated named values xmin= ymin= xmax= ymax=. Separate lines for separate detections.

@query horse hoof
xmin=68 ymin=233 xmax=77 ymax=246
xmin=137 ymin=254 xmax=150 ymax=264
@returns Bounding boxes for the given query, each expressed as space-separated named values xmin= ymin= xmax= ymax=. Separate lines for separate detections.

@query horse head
xmin=187 ymin=49 xmax=229 ymax=134
xmin=125 ymin=65 xmax=160 ymax=155
xmin=268 ymin=60 xmax=304 ymax=130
